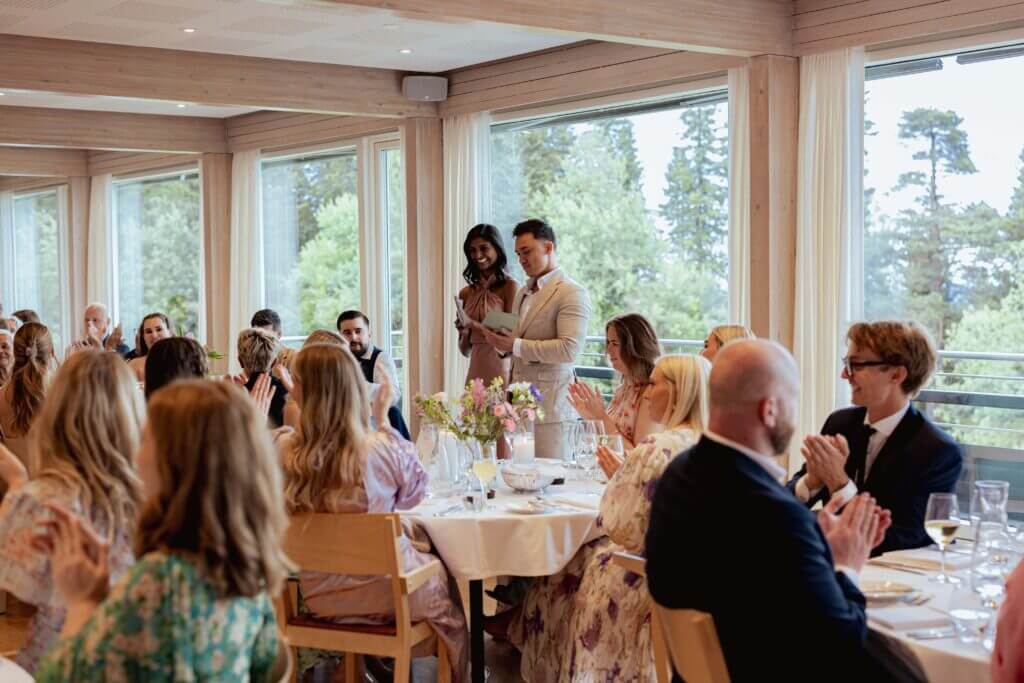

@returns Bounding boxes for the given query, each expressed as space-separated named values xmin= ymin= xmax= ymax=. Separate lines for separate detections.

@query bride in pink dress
xmin=456 ymin=224 xmax=519 ymax=455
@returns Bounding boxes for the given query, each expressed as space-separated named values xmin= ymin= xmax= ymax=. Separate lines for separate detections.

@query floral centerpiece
xmin=414 ymin=378 xmax=544 ymax=445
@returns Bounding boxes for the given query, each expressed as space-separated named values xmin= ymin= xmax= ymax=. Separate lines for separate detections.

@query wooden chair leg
xmin=344 ymin=652 xmax=357 ymax=683
xmin=651 ymin=611 xmax=671 ymax=683
xmin=437 ymin=639 xmax=451 ymax=683
xmin=291 ymin=648 xmax=300 ymax=683
xmin=393 ymin=652 xmax=412 ymax=683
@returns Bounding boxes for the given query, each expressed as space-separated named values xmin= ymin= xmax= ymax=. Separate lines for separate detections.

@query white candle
xmin=512 ymin=433 xmax=535 ymax=463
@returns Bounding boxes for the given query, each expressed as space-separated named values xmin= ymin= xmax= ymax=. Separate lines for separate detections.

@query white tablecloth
xmin=404 ymin=479 xmax=604 ymax=581
xmin=864 ymin=561 xmax=990 ymax=683
xmin=0 ymin=658 xmax=33 ymax=683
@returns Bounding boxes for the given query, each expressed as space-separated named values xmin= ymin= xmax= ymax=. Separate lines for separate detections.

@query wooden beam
xmin=67 ymin=176 xmax=90 ymax=322
xmin=0 ymin=34 xmax=437 ymax=118
xmin=442 ymin=42 xmax=744 ymax=116
xmin=0 ymin=176 xmax=67 ymax=193
xmin=201 ymin=154 xmax=233 ymax=376
xmin=0 ymin=147 xmax=88 ymax=177
xmin=0 ymin=106 xmax=226 ymax=153
xmin=87 ymin=151 xmax=200 ymax=177
xmin=324 ymin=0 xmax=792 ymax=56
xmin=226 ymin=112 xmax=400 ymax=153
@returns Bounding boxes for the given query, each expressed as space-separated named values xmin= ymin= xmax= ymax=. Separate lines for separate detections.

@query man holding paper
xmin=481 ymin=219 xmax=591 ymax=459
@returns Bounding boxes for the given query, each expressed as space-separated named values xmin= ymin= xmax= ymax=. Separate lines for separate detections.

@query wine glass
xmin=471 ymin=443 xmax=498 ymax=511
xmin=598 ymin=434 xmax=624 ymax=482
xmin=925 ymin=492 xmax=963 ymax=584
xmin=577 ymin=420 xmax=605 ymax=483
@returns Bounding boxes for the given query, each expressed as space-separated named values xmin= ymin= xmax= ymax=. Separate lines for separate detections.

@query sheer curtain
xmin=793 ymin=47 xmax=865 ymax=475
xmin=442 ymin=112 xmax=492 ymax=396
xmin=229 ymin=150 xmax=264 ymax=373
xmin=0 ymin=191 xmax=13 ymax=306
xmin=86 ymin=173 xmax=112 ymax=310
xmin=728 ymin=66 xmax=752 ymax=326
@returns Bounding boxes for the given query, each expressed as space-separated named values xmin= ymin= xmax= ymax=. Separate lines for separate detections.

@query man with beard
xmin=645 ymin=340 xmax=922 ymax=682
xmin=337 ymin=310 xmax=410 ymax=440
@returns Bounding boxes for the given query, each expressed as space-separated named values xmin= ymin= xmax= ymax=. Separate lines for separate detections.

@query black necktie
xmin=848 ymin=424 xmax=877 ymax=488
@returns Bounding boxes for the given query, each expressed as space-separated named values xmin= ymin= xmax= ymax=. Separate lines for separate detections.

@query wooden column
xmin=67 ymin=176 xmax=91 ymax=322
xmin=747 ymin=54 xmax=799 ymax=350
xmin=402 ymin=117 xmax=444 ymax=436
xmin=200 ymin=153 xmax=232 ymax=375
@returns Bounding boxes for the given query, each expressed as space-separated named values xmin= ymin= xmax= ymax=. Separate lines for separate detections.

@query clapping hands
xmin=802 ymin=434 xmax=850 ymax=493
xmin=567 ymin=382 xmax=607 ymax=422
xmin=32 ymin=503 xmax=111 ymax=606
xmin=818 ymin=494 xmax=892 ymax=570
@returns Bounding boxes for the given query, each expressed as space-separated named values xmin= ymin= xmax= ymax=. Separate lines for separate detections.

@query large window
xmin=490 ymin=93 xmax=729 ymax=377
xmin=5 ymin=188 xmax=67 ymax=347
xmin=261 ymin=149 xmax=360 ymax=338
xmin=381 ymin=144 xmax=406 ymax=381
xmin=864 ymin=46 xmax=1024 ymax=513
xmin=113 ymin=171 xmax=202 ymax=336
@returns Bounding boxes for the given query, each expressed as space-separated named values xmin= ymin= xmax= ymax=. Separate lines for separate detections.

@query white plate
xmin=504 ymin=503 xmax=550 ymax=515
xmin=862 ymin=580 xmax=916 ymax=604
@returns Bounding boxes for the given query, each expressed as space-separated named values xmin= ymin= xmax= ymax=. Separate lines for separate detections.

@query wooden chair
xmin=277 ymin=513 xmax=451 ymax=683
xmin=267 ymin=637 xmax=294 ymax=683
xmin=610 ymin=551 xmax=671 ymax=683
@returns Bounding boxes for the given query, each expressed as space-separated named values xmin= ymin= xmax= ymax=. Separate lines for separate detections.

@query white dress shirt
xmin=795 ymin=402 xmax=911 ymax=507
xmin=706 ymin=430 xmax=863 ymax=585
xmin=512 ymin=267 xmax=562 ymax=358
xmin=359 ymin=346 xmax=401 ymax=407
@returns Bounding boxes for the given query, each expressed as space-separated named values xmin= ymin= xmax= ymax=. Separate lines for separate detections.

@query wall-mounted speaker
xmin=402 ymin=75 xmax=448 ymax=102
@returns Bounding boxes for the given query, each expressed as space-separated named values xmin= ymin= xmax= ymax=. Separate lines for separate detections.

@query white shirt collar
xmin=528 ymin=267 xmax=561 ymax=292
xmin=864 ymin=401 xmax=910 ymax=438
xmin=704 ymin=430 xmax=787 ymax=481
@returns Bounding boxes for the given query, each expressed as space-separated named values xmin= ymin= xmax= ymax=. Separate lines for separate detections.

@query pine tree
xmin=593 ymin=118 xmax=643 ymax=192
xmin=659 ymin=105 xmax=728 ymax=277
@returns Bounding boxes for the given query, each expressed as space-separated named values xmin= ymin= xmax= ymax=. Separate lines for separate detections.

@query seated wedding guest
xmin=143 ymin=337 xmax=208 ymax=400
xmin=251 ymin=308 xmax=295 ymax=368
xmin=787 ymin=321 xmax=962 ymax=555
xmin=510 ymin=354 xmax=709 ymax=682
xmin=0 ymin=329 xmax=12 ymax=388
xmin=67 ymin=303 xmax=131 ymax=357
xmin=280 ymin=344 xmax=468 ymax=682
xmin=993 ymin=560 xmax=1024 ymax=683
xmin=568 ymin=313 xmax=662 ymax=450
xmin=0 ymin=350 xmax=142 ymax=673
xmin=646 ymin=340 xmax=923 ymax=682
xmin=0 ymin=322 xmax=55 ymax=466
xmin=337 ymin=310 xmax=410 ymax=439
xmin=127 ymin=312 xmax=174 ymax=381
xmin=33 ymin=380 xmax=291 ymax=681
xmin=12 ymin=309 xmax=40 ymax=325
xmin=700 ymin=323 xmax=755 ymax=362
xmin=237 ymin=328 xmax=287 ymax=429
xmin=280 ymin=330 xmax=350 ymax=429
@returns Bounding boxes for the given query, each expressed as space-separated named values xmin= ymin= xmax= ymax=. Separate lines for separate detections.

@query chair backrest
xmin=283 ymin=512 xmax=404 ymax=577
xmin=654 ymin=605 xmax=731 ymax=683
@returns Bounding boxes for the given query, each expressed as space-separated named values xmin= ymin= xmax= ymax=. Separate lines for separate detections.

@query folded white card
xmin=869 ymin=606 xmax=952 ymax=631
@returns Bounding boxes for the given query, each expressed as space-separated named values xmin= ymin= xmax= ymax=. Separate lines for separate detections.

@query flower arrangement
xmin=415 ymin=378 xmax=544 ymax=444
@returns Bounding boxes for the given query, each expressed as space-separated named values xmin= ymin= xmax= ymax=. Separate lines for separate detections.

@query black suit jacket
xmin=786 ymin=405 xmax=963 ymax=555
xmin=646 ymin=436 xmax=871 ymax=682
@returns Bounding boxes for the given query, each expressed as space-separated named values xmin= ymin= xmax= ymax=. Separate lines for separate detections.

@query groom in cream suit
xmin=481 ymin=219 xmax=591 ymax=458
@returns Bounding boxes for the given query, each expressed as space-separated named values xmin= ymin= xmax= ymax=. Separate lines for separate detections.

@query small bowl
xmin=501 ymin=464 xmax=556 ymax=492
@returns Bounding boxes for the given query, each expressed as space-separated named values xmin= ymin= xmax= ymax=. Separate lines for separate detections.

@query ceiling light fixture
xmin=176 ymin=103 xmax=187 ymax=108
xmin=399 ymin=48 xmax=413 ymax=54
xmin=182 ymin=27 xmax=197 ymax=33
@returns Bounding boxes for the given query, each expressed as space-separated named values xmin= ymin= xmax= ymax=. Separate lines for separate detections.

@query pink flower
xmin=503 ymin=419 xmax=517 ymax=432
xmin=525 ymin=409 xmax=536 ymax=422
xmin=493 ymin=404 xmax=507 ymax=417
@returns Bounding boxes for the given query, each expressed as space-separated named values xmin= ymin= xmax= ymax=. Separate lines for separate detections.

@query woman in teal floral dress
xmin=33 ymin=380 xmax=293 ymax=682
xmin=509 ymin=354 xmax=710 ymax=682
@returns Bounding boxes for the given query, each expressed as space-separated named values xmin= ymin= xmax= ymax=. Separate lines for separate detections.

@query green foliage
xmin=295 ymin=194 xmax=361 ymax=332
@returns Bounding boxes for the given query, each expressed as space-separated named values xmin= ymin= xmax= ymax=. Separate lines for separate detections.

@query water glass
xmin=577 ymin=420 xmax=605 ymax=482
xmin=949 ymin=581 xmax=995 ymax=645
xmin=971 ymin=480 xmax=1010 ymax=533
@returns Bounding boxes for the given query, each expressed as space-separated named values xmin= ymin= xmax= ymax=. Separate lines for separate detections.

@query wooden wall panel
xmin=793 ymin=0 xmax=1024 ymax=54
xmin=441 ymin=43 xmax=745 ymax=116
xmin=201 ymin=154 xmax=233 ymax=376
xmin=225 ymin=112 xmax=400 ymax=153
xmin=0 ymin=176 xmax=67 ymax=193
xmin=87 ymin=151 xmax=200 ymax=177
xmin=0 ymin=147 xmax=88 ymax=177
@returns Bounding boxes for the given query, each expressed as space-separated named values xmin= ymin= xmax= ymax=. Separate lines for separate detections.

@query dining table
xmin=405 ymin=472 xmax=604 ymax=683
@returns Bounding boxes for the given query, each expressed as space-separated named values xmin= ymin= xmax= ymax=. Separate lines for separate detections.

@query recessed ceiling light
xmin=0 ymin=92 xmax=5 ymax=96
xmin=182 ymin=27 xmax=197 ymax=33
xmin=399 ymin=48 xmax=413 ymax=54
xmin=176 ymin=103 xmax=187 ymax=108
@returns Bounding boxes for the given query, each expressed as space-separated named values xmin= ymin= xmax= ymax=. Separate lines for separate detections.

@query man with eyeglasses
xmin=787 ymin=321 xmax=963 ymax=554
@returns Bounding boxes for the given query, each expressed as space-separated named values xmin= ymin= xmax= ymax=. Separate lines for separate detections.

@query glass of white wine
xmin=471 ymin=443 xmax=498 ymax=511
xmin=925 ymin=492 xmax=963 ymax=584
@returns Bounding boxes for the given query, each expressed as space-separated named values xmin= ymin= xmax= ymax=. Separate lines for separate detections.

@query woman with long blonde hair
xmin=0 ymin=350 xmax=142 ymax=673
xmin=0 ymin=322 xmax=55 ymax=464
xmin=510 ymin=354 xmax=711 ymax=682
xmin=32 ymin=379 xmax=290 ymax=681
xmin=279 ymin=343 xmax=469 ymax=681
xmin=701 ymin=323 xmax=756 ymax=361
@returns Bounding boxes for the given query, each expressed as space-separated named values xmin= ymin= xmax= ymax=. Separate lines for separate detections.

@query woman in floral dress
xmin=510 ymin=354 xmax=710 ymax=682
xmin=33 ymin=380 xmax=292 ymax=681
xmin=568 ymin=313 xmax=662 ymax=449
xmin=0 ymin=351 xmax=141 ymax=674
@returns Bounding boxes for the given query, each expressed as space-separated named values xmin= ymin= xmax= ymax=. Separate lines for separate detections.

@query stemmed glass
xmin=471 ymin=443 xmax=498 ymax=511
xmin=577 ymin=420 xmax=605 ymax=484
xmin=598 ymin=434 xmax=624 ymax=482
xmin=925 ymin=492 xmax=963 ymax=584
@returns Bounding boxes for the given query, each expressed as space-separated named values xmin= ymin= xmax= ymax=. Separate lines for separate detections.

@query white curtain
xmin=728 ymin=66 xmax=751 ymax=326
xmin=793 ymin=47 xmax=865 ymax=475
xmin=86 ymin=173 xmax=112 ymax=309
xmin=0 ymin=191 xmax=13 ymax=307
xmin=442 ymin=112 xmax=492 ymax=396
xmin=228 ymin=150 xmax=264 ymax=373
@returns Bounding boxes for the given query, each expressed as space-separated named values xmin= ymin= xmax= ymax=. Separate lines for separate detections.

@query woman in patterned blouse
xmin=32 ymin=379 xmax=293 ymax=682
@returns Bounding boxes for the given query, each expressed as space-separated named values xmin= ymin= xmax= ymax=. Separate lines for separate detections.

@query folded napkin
xmin=868 ymin=606 xmax=952 ymax=631
xmin=880 ymin=547 xmax=976 ymax=571
xmin=548 ymin=493 xmax=600 ymax=511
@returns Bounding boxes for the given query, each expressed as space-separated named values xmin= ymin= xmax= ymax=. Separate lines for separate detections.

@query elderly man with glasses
xmin=786 ymin=320 xmax=963 ymax=555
